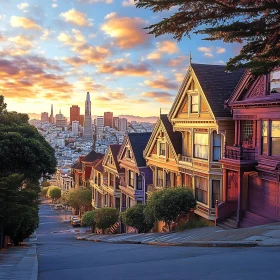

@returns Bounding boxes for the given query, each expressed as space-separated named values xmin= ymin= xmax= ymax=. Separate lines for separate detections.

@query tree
xmin=94 ymin=208 xmax=119 ymax=232
xmin=136 ymin=0 xmax=280 ymax=75
xmin=41 ymin=187 xmax=49 ymax=198
xmin=122 ymin=204 xmax=154 ymax=233
xmin=66 ymin=188 xmax=92 ymax=215
xmin=81 ymin=210 xmax=96 ymax=233
xmin=41 ymin=181 xmax=51 ymax=188
xmin=144 ymin=187 xmax=196 ymax=231
xmin=47 ymin=186 xmax=61 ymax=202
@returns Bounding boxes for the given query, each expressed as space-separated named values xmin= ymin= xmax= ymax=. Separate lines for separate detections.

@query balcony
xmin=224 ymin=145 xmax=256 ymax=161
xmin=178 ymin=154 xmax=192 ymax=164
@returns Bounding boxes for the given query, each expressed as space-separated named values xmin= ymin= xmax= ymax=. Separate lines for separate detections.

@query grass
xmin=176 ymin=219 xmax=209 ymax=232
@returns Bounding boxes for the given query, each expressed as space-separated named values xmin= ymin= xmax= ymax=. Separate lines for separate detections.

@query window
xmin=194 ymin=133 xmax=208 ymax=159
xmin=109 ymin=173 xmax=114 ymax=188
xmin=212 ymin=180 xmax=220 ymax=208
xmin=157 ymin=168 xmax=164 ymax=187
xmin=195 ymin=177 xmax=208 ymax=205
xmin=213 ymin=132 xmax=221 ymax=161
xmin=270 ymin=70 xmax=280 ymax=93
xmin=136 ymin=174 xmax=143 ymax=190
xmin=242 ymin=120 xmax=253 ymax=145
xmin=166 ymin=172 xmax=171 ymax=187
xmin=271 ymin=121 xmax=280 ymax=156
xmin=126 ymin=149 xmax=132 ymax=159
xmin=129 ymin=170 xmax=134 ymax=187
xmin=262 ymin=121 xmax=268 ymax=155
xmin=122 ymin=193 xmax=126 ymax=207
xmin=191 ymin=95 xmax=199 ymax=113
xmin=159 ymin=142 xmax=166 ymax=156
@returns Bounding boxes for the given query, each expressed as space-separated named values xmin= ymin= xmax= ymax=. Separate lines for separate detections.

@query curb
xmin=78 ymin=236 xmax=258 ymax=248
xmin=31 ymin=245 xmax=38 ymax=280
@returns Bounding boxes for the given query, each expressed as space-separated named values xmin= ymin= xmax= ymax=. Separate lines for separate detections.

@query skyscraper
xmin=119 ymin=118 xmax=127 ymax=132
xmin=96 ymin=116 xmax=104 ymax=140
xmin=113 ymin=117 xmax=119 ymax=130
xmin=70 ymin=105 xmax=80 ymax=124
xmin=104 ymin=112 xmax=113 ymax=127
xmin=41 ymin=112 xmax=49 ymax=122
xmin=49 ymin=104 xmax=55 ymax=124
xmin=83 ymin=92 xmax=93 ymax=141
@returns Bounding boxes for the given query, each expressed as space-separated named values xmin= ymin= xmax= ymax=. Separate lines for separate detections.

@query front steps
xmin=239 ymin=211 xmax=276 ymax=228
xmin=217 ymin=215 xmax=238 ymax=230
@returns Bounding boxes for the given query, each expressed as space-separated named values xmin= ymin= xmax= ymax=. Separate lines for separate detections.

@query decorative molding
xmin=248 ymin=76 xmax=266 ymax=98
xmin=234 ymin=114 xmax=257 ymax=120
xmin=194 ymin=128 xmax=208 ymax=133
xmin=193 ymin=161 xmax=209 ymax=168
xmin=179 ymin=167 xmax=193 ymax=176
xmin=194 ymin=171 xmax=209 ymax=178
xmin=223 ymin=164 xmax=240 ymax=172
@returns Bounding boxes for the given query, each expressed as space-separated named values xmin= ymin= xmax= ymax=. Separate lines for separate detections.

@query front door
xmin=227 ymin=171 xmax=238 ymax=201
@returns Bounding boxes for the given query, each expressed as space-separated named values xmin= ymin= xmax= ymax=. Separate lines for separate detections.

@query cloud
xmin=97 ymin=62 xmax=151 ymax=76
xmin=95 ymin=96 xmax=111 ymax=101
xmin=108 ymin=92 xmax=127 ymax=99
xmin=122 ymin=0 xmax=134 ymax=6
xmin=101 ymin=15 xmax=150 ymax=48
xmin=144 ymin=77 xmax=178 ymax=90
xmin=52 ymin=3 xmax=58 ymax=8
xmin=17 ymin=3 xmax=29 ymax=10
xmin=157 ymin=40 xmax=178 ymax=54
xmin=197 ymin=46 xmax=212 ymax=53
xmin=10 ymin=16 xmax=42 ymax=30
xmin=168 ymin=56 xmax=187 ymax=67
xmin=204 ymin=53 xmax=214 ymax=58
xmin=141 ymin=91 xmax=174 ymax=103
xmin=174 ymin=72 xmax=185 ymax=83
xmin=216 ymin=47 xmax=226 ymax=54
xmin=8 ymin=35 xmax=34 ymax=48
xmin=60 ymin=9 xmax=92 ymax=26
xmin=78 ymin=0 xmax=113 ymax=3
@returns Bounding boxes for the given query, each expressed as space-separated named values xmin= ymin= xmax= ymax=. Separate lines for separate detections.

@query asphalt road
xmin=37 ymin=204 xmax=280 ymax=280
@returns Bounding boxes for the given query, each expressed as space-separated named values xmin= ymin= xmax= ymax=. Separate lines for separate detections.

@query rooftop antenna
xmin=160 ymin=108 xmax=162 ymax=115
xmin=189 ymin=51 xmax=192 ymax=64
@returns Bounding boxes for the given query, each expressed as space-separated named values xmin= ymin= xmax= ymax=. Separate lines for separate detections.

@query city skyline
xmin=0 ymin=1 xmax=239 ymax=117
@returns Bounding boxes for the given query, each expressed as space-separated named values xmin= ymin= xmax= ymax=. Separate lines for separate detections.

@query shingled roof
xmin=71 ymin=161 xmax=82 ymax=170
xmin=82 ymin=149 xmax=103 ymax=163
xmin=191 ymin=63 xmax=245 ymax=118
xmin=128 ymin=132 xmax=152 ymax=167
xmin=109 ymin=144 xmax=124 ymax=173
xmin=160 ymin=114 xmax=182 ymax=155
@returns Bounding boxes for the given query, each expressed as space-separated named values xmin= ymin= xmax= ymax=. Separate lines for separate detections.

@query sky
xmin=0 ymin=0 xmax=241 ymax=117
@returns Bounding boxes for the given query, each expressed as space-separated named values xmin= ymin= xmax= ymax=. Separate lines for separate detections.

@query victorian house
xmin=117 ymin=133 xmax=152 ymax=211
xmin=71 ymin=156 xmax=84 ymax=189
xmin=90 ymin=157 xmax=104 ymax=208
xmin=217 ymin=68 xmax=280 ymax=228
xmin=167 ymin=63 xmax=245 ymax=222
xmin=144 ymin=114 xmax=182 ymax=193
xmin=102 ymin=145 xmax=124 ymax=210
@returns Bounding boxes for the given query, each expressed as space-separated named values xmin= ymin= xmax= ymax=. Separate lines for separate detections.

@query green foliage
xmin=41 ymin=187 xmax=49 ymax=197
xmin=122 ymin=204 xmax=154 ymax=233
xmin=176 ymin=218 xmax=209 ymax=232
xmin=66 ymin=188 xmax=92 ymax=214
xmin=82 ymin=210 xmax=96 ymax=232
xmin=94 ymin=208 xmax=119 ymax=231
xmin=136 ymin=0 xmax=280 ymax=75
xmin=4 ymin=205 xmax=39 ymax=245
xmin=47 ymin=186 xmax=61 ymax=201
xmin=144 ymin=187 xmax=196 ymax=229
xmin=41 ymin=181 xmax=51 ymax=188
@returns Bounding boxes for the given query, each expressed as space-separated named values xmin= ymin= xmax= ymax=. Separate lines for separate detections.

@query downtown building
xmin=83 ymin=92 xmax=93 ymax=142
xmin=70 ymin=105 xmax=80 ymax=124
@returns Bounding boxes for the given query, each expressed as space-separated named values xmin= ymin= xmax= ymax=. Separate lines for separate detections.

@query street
xmin=37 ymin=204 xmax=280 ymax=280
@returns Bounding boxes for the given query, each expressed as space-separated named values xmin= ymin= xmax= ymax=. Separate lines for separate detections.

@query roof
xmin=93 ymin=157 xmax=104 ymax=173
xmin=109 ymin=144 xmax=124 ymax=173
xmin=191 ymin=63 xmax=245 ymax=118
xmin=82 ymin=149 xmax=103 ymax=163
xmin=160 ymin=114 xmax=182 ymax=155
xmin=128 ymin=132 xmax=152 ymax=167
xmin=71 ymin=161 xmax=82 ymax=170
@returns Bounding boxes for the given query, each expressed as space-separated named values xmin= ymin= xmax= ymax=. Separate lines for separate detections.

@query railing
xmin=179 ymin=154 xmax=192 ymax=164
xmin=215 ymin=201 xmax=237 ymax=225
xmin=224 ymin=145 xmax=256 ymax=160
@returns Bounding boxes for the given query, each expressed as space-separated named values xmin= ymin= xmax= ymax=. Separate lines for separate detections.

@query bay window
xmin=195 ymin=176 xmax=208 ymax=205
xmin=262 ymin=120 xmax=268 ymax=155
xmin=212 ymin=180 xmax=220 ymax=207
xmin=213 ymin=132 xmax=221 ymax=161
xmin=272 ymin=121 xmax=280 ymax=156
xmin=194 ymin=133 xmax=208 ymax=159
xmin=157 ymin=168 xmax=164 ymax=187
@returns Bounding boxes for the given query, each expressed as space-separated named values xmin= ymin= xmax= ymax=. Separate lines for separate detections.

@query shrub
xmin=94 ymin=208 xmax=119 ymax=232
xmin=47 ymin=186 xmax=61 ymax=202
xmin=176 ymin=218 xmax=209 ymax=232
xmin=122 ymin=204 xmax=154 ymax=233
xmin=41 ymin=186 xmax=49 ymax=197
xmin=82 ymin=210 xmax=96 ymax=232
xmin=144 ymin=187 xmax=196 ymax=231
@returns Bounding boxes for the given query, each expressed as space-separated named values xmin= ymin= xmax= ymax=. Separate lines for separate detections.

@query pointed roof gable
xmin=93 ymin=157 xmax=104 ymax=173
xmin=169 ymin=63 xmax=245 ymax=120
xmin=144 ymin=114 xmax=182 ymax=160
xmin=127 ymin=132 xmax=152 ymax=167
xmin=103 ymin=144 xmax=124 ymax=173
xmin=82 ymin=149 xmax=103 ymax=163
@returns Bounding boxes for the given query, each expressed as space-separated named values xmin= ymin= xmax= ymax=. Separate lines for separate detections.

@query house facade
xmin=90 ymin=157 xmax=104 ymax=208
xmin=217 ymin=69 xmax=280 ymax=227
xmin=102 ymin=145 xmax=124 ymax=211
xmin=117 ymin=133 xmax=153 ymax=211
xmin=167 ymin=63 xmax=245 ymax=221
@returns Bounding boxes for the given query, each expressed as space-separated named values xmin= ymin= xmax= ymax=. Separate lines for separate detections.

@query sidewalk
xmin=0 ymin=242 xmax=37 ymax=280
xmin=75 ymin=222 xmax=280 ymax=247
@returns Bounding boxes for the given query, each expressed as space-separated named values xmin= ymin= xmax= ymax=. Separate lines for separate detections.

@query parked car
xmin=71 ymin=217 xmax=81 ymax=227
xmin=54 ymin=204 xmax=64 ymax=210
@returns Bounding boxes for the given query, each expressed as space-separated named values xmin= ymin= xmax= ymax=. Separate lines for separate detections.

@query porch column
xmin=234 ymin=120 xmax=238 ymax=145
xmin=237 ymin=120 xmax=241 ymax=145
xmin=237 ymin=170 xmax=244 ymax=225
xmin=222 ymin=168 xmax=227 ymax=202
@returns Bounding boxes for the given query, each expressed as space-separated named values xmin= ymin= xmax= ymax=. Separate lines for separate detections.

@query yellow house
xmin=168 ymin=63 xmax=245 ymax=221
xmin=143 ymin=114 xmax=182 ymax=193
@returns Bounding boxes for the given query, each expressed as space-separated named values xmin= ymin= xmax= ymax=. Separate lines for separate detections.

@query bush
xmin=82 ymin=210 xmax=96 ymax=232
xmin=47 ymin=186 xmax=61 ymax=202
xmin=41 ymin=186 xmax=49 ymax=197
xmin=144 ymin=187 xmax=196 ymax=231
xmin=122 ymin=204 xmax=154 ymax=233
xmin=94 ymin=208 xmax=119 ymax=232
xmin=176 ymin=218 xmax=209 ymax=232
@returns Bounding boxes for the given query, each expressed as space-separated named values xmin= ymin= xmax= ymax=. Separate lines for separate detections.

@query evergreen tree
xmin=136 ymin=0 xmax=280 ymax=75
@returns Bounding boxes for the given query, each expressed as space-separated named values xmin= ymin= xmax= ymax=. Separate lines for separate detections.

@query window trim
xmin=194 ymin=132 xmax=209 ymax=160
xmin=212 ymin=131 xmax=221 ymax=162
xmin=190 ymin=94 xmax=199 ymax=113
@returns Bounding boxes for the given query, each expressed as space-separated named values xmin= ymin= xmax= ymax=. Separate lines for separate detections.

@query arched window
xmin=213 ymin=132 xmax=221 ymax=161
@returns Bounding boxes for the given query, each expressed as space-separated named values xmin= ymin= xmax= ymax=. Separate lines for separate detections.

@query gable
xmin=103 ymin=150 xmax=117 ymax=170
